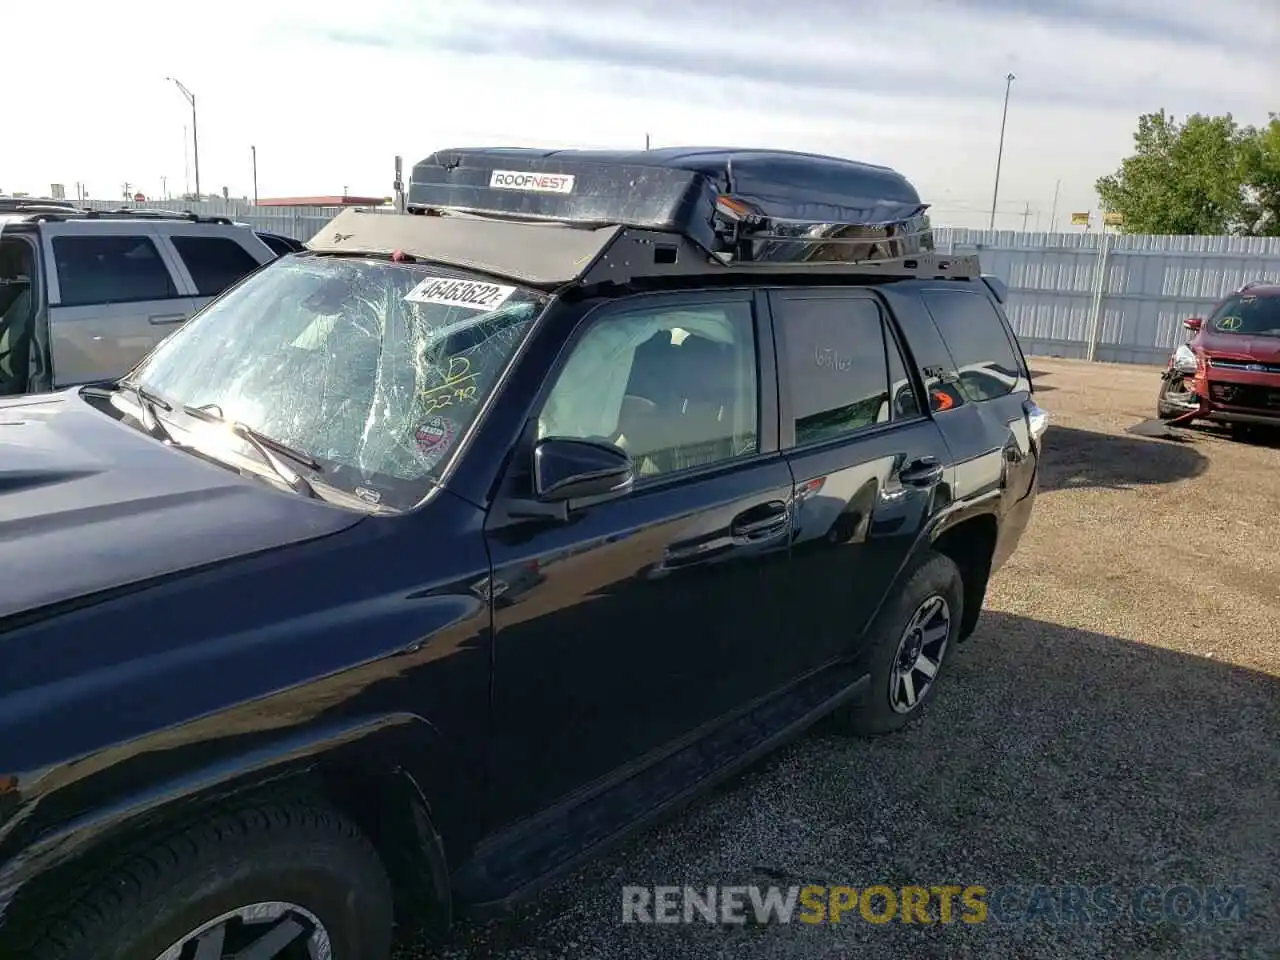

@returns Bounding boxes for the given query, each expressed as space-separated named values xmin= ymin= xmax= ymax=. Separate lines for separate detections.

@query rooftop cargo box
xmin=407 ymin=147 xmax=933 ymax=264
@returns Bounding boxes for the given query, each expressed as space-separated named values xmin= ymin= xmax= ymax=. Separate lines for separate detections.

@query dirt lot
xmin=404 ymin=358 xmax=1280 ymax=960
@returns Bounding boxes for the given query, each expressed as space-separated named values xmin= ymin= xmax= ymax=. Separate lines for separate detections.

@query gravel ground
xmin=399 ymin=358 xmax=1280 ymax=960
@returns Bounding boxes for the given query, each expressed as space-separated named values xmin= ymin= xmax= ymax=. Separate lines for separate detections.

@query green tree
xmin=1094 ymin=110 xmax=1259 ymax=235
xmin=1239 ymin=114 xmax=1280 ymax=236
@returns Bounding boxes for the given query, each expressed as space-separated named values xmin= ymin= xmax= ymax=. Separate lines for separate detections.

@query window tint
xmin=921 ymin=289 xmax=1022 ymax=402
xmin=52 ymin=235 xmax=177 ymax=307
xmin=170 ymin=235 xmax=262 ymax=297
xmin=777 ymin=296 xmax=892 ymax=445
xmin=539 ymin=299 xmax=758 ymax=478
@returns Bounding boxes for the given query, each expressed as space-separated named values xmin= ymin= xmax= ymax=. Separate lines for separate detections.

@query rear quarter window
xmin=170 ymin=235 xmax=264 ymax=297
xmin=920 ymin=288 xmax=1024 ymax=402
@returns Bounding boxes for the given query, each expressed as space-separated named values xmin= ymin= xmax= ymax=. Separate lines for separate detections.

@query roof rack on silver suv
xmin=14 ymin=207 xmax=236 ymax=226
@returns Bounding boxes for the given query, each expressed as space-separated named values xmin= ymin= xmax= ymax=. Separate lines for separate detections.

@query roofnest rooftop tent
xmin=404 ymin=146 xmax=936 ymax=265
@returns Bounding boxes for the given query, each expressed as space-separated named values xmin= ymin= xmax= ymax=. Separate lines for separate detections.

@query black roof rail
xmin=95 ymin=208 xmax=237 ymax=225
xmin=10 ymin=209 xmax=236 ymax=226
xmin=1240 ymin=279 xmax=1268 ymax=291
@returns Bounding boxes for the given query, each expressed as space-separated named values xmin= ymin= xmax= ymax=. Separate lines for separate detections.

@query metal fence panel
xmin=936 ymin=228 xmax=1280 ymax=365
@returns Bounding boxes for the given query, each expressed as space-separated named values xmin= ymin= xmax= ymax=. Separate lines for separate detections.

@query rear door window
xmin=170 ymin=235 xmax=263 ymax=297
xmin=773 ymin=294 xmax=914 ymax=446
xmin=52 ymin=235 xmax=178 ymax=306
xmin=920 ymin=288 xmax=1024 ymax=402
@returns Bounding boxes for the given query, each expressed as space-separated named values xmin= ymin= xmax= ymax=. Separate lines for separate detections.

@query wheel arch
xmin=929 ymin=510 xmax=999 ymax=641
xmin=0 ymin=713 xmax=455 ymax=946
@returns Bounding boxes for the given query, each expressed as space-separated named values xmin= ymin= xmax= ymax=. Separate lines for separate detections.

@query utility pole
xmin=645 ymin=133 xmax=651 ymax=150
xmin=1049 ymin=179 xmax=1061 ymax=232
xmin=1021 ymin=201 xmax=1031 ymax=233
xmin=122 ymin=182 xmax=131 ymax=201
xmin=166 ymin=77 xmax=200 ymax=198
xmin=251 ymin=145 xmax=258 ymax=205
xmin=161 ymin=175 xmax=167 ymax=199
xmin=988 ymin=72 xmax=1016 ymax=231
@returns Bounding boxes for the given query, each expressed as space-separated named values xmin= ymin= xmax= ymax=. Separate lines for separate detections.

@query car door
xmin=160 ymin=229 xmax=274 ymax=312
xmin=483 ymin=289 xmax=798 ymax=824
xmin=43 ymin=224 xmax=195 ymax=387
xmin=769 ymin=289 xmax=952 ymax=665
xmin=911 ymin=284 xmax=1039 ymax=567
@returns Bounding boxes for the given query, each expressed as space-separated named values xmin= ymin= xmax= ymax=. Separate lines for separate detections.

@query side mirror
xmin=533 ymin=437 xmax=633 ymax=503
xmin=1183 ymin=316 xmax=1203 ymax=332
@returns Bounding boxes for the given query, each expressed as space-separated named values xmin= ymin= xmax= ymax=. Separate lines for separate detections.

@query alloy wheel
xmin=151 ymin=901 xmax=332 ymax=960
xmin=888 ymin=594 xmax=951 ymax=714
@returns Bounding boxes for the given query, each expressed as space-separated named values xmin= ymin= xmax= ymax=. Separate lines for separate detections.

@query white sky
xmin=5 ymin=0 xmax=1277 ymax=229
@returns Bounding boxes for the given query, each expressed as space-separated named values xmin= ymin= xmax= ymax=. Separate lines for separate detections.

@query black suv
xmin=0 ymin=147 xmax=1046 ymax=959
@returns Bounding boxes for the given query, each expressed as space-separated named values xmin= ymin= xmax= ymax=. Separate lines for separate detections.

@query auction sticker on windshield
xmin=405 ymin=277 xmax=516 ymax=311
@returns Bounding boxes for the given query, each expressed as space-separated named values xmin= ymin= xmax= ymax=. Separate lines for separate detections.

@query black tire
xmin=1156 ymin=375 xmax=1191 ymax=421
xmin=836 ymin=552 xmax=964 ymax=736
xmin=18 ymin=799 xmax=394 ymax=960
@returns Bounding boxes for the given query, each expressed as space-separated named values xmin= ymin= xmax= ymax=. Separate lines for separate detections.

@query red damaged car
xmin=1157 ymin=281 xmax=1280 ymax=434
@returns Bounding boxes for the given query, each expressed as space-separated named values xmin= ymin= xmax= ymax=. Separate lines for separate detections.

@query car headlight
xmin=1172 ymin=344 xmax=1198 ymax=374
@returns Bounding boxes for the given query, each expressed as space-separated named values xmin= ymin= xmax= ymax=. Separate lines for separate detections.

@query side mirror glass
xmin=534 ymin=437 xmax=633 ymax=503
xmin=1183 ymin=316 xmax=1203 ymax=332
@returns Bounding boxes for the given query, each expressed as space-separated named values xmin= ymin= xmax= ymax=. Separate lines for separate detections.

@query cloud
xmin=945 ymin=0 xmax=1273 ymax=56
xmin=5 ymin=0 xmax=1276 ymax=229
xmin=316 ymin=0 xmax=1274 ymax=117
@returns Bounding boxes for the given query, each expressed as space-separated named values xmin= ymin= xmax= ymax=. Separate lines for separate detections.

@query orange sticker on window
xmin=931 ymin=389 xmax=955 ymax=411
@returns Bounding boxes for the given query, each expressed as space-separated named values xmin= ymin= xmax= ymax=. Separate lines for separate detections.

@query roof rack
xmin=408 ymin=147 xmax=935 ymax=267
xmin=13 ymin=208 xmax=237 ymax=226
xmin=309 ymin=207 xmax=978 ymax=289
xmin=1240 ymin=279 xmax=1268 ymax=291
xmin=101 ymin=207 xmax=237 ymax=225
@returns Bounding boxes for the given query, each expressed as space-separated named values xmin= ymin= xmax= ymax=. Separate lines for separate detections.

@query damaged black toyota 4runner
xmin=0 ymin=148 xmax=1046 ymax=959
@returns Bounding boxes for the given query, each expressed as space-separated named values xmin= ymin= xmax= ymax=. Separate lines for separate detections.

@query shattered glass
xmin=131 ymin=256 xmax=544 ymax=508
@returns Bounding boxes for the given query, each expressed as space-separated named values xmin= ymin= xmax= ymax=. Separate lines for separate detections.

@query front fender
xmin=0 ymin=712 xmax=459 ymax=927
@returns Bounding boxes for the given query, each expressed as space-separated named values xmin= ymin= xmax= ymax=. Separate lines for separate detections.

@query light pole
xmin=251 ymin=145 xmax=258 ymax=205
xmin=988 ymin=72 xmax=1015 ymax=231
xmin=166 ymin=77 xmax=200 ymax=199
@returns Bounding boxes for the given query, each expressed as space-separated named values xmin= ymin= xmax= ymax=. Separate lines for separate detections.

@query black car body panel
xmin=0 ymin=483 xmax=492 ymax=914
xmin=0 ymin=390 xmax=364 ymax=622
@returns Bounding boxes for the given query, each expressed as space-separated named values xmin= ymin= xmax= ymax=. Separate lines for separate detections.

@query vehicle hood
xmin=0 ymin=391 xmax=365 ymax=623
xmin=1197 ymin=331 xmax=1280 ymax=363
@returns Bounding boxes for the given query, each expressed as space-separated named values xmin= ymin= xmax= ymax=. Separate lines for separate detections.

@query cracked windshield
xmin=129 ymin=256 xmax=544 ymax=508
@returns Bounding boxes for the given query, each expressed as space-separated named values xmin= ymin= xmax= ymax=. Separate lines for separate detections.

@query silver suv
xmin=0 ymin=204 xmax=277 ymax=395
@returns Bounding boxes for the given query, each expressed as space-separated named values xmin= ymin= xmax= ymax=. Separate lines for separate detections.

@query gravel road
xmin=399 ymin=358 xmax=1280 ymax=960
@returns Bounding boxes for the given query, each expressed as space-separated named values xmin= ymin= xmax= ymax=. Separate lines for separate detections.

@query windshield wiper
xmin=181 ymin=403 xmax=322 ymax=499
xmin=117 ymin=380 xmax=179 ymax=444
